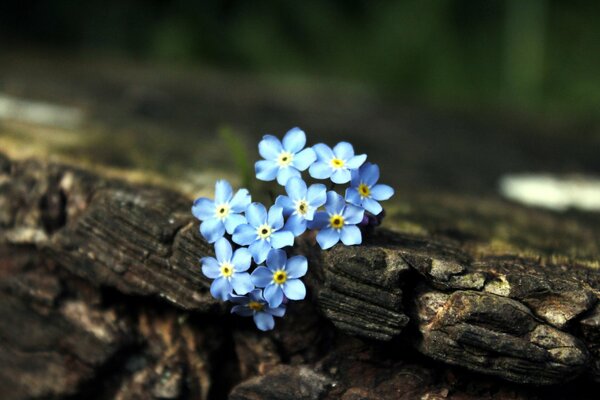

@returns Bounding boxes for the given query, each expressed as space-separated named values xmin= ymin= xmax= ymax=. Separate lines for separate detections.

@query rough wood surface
xmin=1 ymin=152 xmax=600 ymax=399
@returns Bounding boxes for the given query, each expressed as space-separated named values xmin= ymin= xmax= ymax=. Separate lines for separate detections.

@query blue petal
xmin=266 ymin=305 xmax=286 ymax=317
xmin=285 ymin=177 xmax=307 ymax=201
xmin=258 ymin=135 xmax=283 ymax=160
xmin=276 ymin=167 xmax=301 ymax=186
xmin=214 ymin=237 xmax=232 ymax=264
xmin=350 ymin=168 xmax=361 ymax=187
xmin=340 ymin=225 xmax=362 ymax=246
xmin=231 ymin=305 xmax=253 ymax=317
xmin=229 ymin=188 xmax=251 ymax=212
xmin=191 ymin=198 xmax=215 ymax=220
xmin=246 ymin=202 xmax=267 ymax=227
xmin=308 ymin=161 xmax=332 ymax=179
xmin=253 ymin=312 xmax=275 ymax=331
xmin=267 ymin=205 xmax=284 ymax=230
xmin=266 ymin=248 xmax=287 ymax=271
xmin=251 ymin=267 xmax=274 ymax=287
xmin=264 ymin=284 xmax=284 ymax=308
xmin=200 ymin=218 xmax=225 ymax=243
xmin=282 ymin=127 xmax=306 ymax=153
xmin=345 ymin=154 xmax=367 ymax=169
xmin=345 ymin=187 xmax=362 ymax=207
xmin=370 ymin=184 xmax=394 ymax=201
xmin=255 ymin=160 xmax=279 ymax=182
xmin=291 ymin=148 xmax=316 ymax=171
xmin=285 ymin=256 xmax=307 ymax=279
xmin=331 ymin=168 xmax=351 ymax=184
xmin=307 ymin=184 xmax=327 ymax=208
xmin=275 ymin=195 xmax=295 ymax=216
xmin=229 ymin=293 xmax=250 ymax=304
xmin=248 ymin=289 xmax=264 ymax=302
xmin=214 ymin=180 xmax=233 ymax=204
xmin=283 ymin=213 xmax=307 ymax=236
xmin=282 ymin=279 xmax=306 ymax=301
xmin=270 ymin=231 xmax=294 ymax=249
xmin=210 ymin=277 xmax=232 ymax=300
xmin=312 ymin=143 xmax=334 ymax=161
xmin=232 ymin=224 xmax=257 ymax=246
xmin=249 ymin=239 xmax=271 ymax=264
xmin=307 ymin=211 xmax=329 ymax=230
xmin=231 ymin=272 xmax=254 ymax=295
xmin=360 ymin=163 xmax=380 ymax=187
xmin=333 ymin=141 xmax=354 ymax=160
xmin=232 ymin=247 xmax=252 ymax=272
xmin=316 ymin=228 xmax=340 ymax=249
xmin=362 ymin=197 xmax=383 ymax=215
xmin=200 ymin=257 xmax=220 ymax=279
xmin=343 ymin=204 xmax=365 ymax=225
xmin=224 ymin=213 xmax=247 ymax=235
xmin=325 ymin=191 xmax=345 ymax=215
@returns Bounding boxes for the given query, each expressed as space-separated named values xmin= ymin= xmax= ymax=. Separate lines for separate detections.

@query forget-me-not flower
xmin=309 ymin=191 xmax=364 ymax=249
xmin=232 ymin=203 xmax=294 ymax=263
xmin=230 ymin=289 xmax=286 ymax=331
xmin=192 ymin=180 xmax=251 ymax=243
xmin=274 ymin=177 xmax=327 ymax=236
xmin=309 ymin=142 xmax=367 ymax=184
xmin=345 ymin=162 xmax=394 ymax=215
xmin=250 ymin=249 xmax=307 ymax=308
xmin=255 ymin=127 xmax=317 ymax=185
xmin=201 ymin=238 xmax=254 ymax=300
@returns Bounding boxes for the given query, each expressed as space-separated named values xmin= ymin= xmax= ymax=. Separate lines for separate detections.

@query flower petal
xmin=333 ymin=141 xmax=354 ymax=160
xmin=246 ymin=202 xmax=267 ymax=227
xmin=231 ymin=272 xmax=254 ymax=295
xmin=331 ymin=168 xmax=351 ymax=184
xmin=248 ymin=289 xmax=264 ymax=302
xmin=270 ymin=231 xmax=294 ymax=249
xmin=229 ymin=188 xmax=251 ymax=212
xmin=258 ymin=135 xmax=283 ymax=160
xmin=267 ymin=205 xmax=284 ymax=230
xmin=214 ymin=237 xmax=232 ymax=264
xmin=312 ymin=143 xmax=334 ymax=161
xmin=291 ymin=148 xmax=316 ymax=171
xmin=251 ymin=267 xmax=274 ymax=287
xmin=266 ymin=248 xmax=287 ymax=271
xmin=340 ymin=225 xmax=362 ymax=246
xmin=276 ymin=167 xmax=301 ymax=186
xmin=325 ymin=191 xmax=345 ymax=215
xmin=307 ymin=211 xmax=329 ymax=230
xmin=286 ymin=256 xmax=307 ymax=279
xmin=255 ymin=160 xmax=279 ymax=182
xmin=210 ymin=277 xmax=232 ymax=300
xmin=200 ymin=257 xmax=220 ymax=279
xmin=282 ymin=279 xmax=306 ymax=301
xmin=282 ymin=127 xmax=306 ymax=153
xmin=264 ymin=284 xmax=284 ymax=308
xmin=343 ymin=204 xmax=365 ymax=225
xmin=345 ymin=154 xmax=367 ymax=169
xmin=370 ymin=184 xmax=394 ymax=201
xmin=249 ymin=239 xmax=271 ymax=264
xmin=345 ymin=187 xmax=362 ymax=207
xmin=316 ymin=228 xmax=340 ymax=250
xmin=232 ymin=247 xmax=252 ymax=272
xmin=224 ymin=213 xmax=247 ymax=235
xmin=275 ymin=195 xmax=295 ymax=216
xmin=214 ymin=180 xmax=233 ymax=204
xmin=232 ymin=224 xmax=257 ymax=246
xmin=285 ymin=177 xmax=307 ymax=201
xmin=307 ymin=184 xmax=327 ymax=208
xmin=283 ymin=213 xmax=307 ymax=236
xmin=361 ymin=162 xmax=380 ymax=187
xmin=253 ymin=312 xmax=275 ymax=331
xmin=231 ymin=305 xmax=253 ymax=317
xmin=200 ymin=218 xmax=225 ymax=243
xmin=362 ymin=197 xmax=383 ymax=215
xmin=191 ymin=198 xmax=215 ymax=220
xmin=350 ymin=168 xmax=361 ymax=187
xmin=308 ymin=161 xmax=333 ymax=180
xmin=266 ymin=305 xmax=286 ymax=317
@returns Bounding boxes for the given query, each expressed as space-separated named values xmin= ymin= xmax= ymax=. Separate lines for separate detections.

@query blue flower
xmin=255 ymin=127 xmax=317 ymax=186
xmin=308 ymin=142 xmax=367 ymax=184
xmin=345 ymin=162 xmax=394 ymax=215
xmin=250 ymin=249 xmax=307 ymax=308
xmin=309 ymin=191 xmax=364 ymax=249
xmin=232 ymin=203 xmax=295 ymax=264
xmin=192 ymin=180 xmax=251 ymax=243
xmin=274 ymin=177 xmax=327 ymax=236
xmin=201 ymin=238 xmax=254 ymax=300
xmin=230 ymin=289 xmax=286 ymax=331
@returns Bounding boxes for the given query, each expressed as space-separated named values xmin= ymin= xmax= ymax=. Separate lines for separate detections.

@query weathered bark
xmin=1 ymin=152 xmax=600 ymax=399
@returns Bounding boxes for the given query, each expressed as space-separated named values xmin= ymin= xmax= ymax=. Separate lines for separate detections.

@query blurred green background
xmin=1 ymin=0 xmax=599 ymax=118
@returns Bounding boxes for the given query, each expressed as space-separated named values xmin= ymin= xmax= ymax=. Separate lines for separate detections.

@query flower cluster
xmin=192 ymin=128 xmax=393 ymax=330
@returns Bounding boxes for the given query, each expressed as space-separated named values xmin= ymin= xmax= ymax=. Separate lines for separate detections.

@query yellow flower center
xmin=215 ymin=203 xmax=230 ymax=219
xmin=295 ymin=200 xmax=309 ymax=216
xmin=248 ymin=301 xmax=264 ymax=311
xmin=220 ymin=263 xmax=234 ymax=277
xmin=277 ymin=151 xmax=294 ymax=167
xmin=358 ymin=183 xmax=370 ymax=197
xmin=273 ymin=270 xmax=287 ymax=284
xmin=330 ymin=158 xmax=345 ymax=169
xmin=257 ymin=224 xmax=272 ymax=239
xmin=329 ymin=214 xmax=345 ymax=229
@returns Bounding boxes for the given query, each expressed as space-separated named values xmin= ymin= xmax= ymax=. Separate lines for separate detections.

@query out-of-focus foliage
xmin=1 ymin=0 xmax=598 ymax=116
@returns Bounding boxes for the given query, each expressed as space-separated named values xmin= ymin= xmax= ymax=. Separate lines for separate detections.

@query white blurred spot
xmin=0 ymin=93 xmax=84 ymax=128
xmin=499 ymin=173 xmax=600 ymax=212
